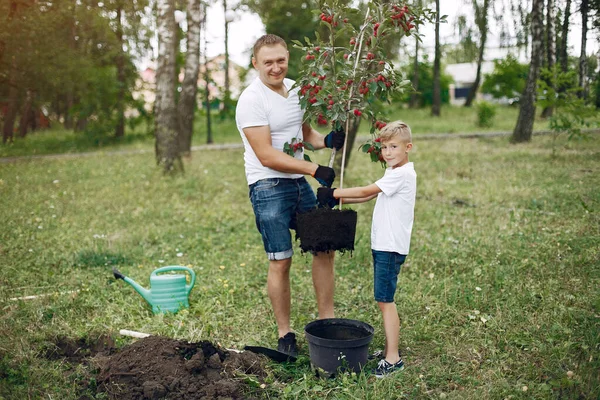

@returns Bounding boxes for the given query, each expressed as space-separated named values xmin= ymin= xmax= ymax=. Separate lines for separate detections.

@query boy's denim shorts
xmin=372 ymin=250 xmax=406 ymax=303
xmin=249 ymin=177 xmax=317 ymax=260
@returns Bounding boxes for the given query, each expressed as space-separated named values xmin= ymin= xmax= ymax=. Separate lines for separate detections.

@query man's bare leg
xmin=312 ymin=251 xmax=335 ymax=319
xmin=267 ymin=258 xmax=293 ymax=338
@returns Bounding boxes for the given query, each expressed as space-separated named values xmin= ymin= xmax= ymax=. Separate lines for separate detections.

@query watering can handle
xmin=151 ymin=266 xmax=196 ymax=294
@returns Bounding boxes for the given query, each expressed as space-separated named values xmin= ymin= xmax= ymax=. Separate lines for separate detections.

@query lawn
xmin=0 ymin=132 xmax=598 ymax=399
xmin=0 ymin=105 xmax=553 ymax=159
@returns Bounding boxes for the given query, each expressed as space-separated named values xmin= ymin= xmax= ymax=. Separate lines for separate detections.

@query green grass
xmin=0 ymin=105 xmax=553 ymax=159
xmin=0 ymin=133 xmax=599 ymax=399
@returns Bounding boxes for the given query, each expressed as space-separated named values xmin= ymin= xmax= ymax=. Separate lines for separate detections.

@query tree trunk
xmin=559 ymin=0 xmax=571 ymax=73
xmin=18 ymin=90 xmax=33 ymax=138
xmin=465 ymin=0 xmax=489 ymax=107
xmin=578 ymin=0 xmax=588 ymax=99
xmin=202 ymin=9 xmax=213 ymax=145
xmin=115 ymin=4 xmax=125 ymax=138
xmin=511 ymin=0 xmax=544 ymax=143
xmin=177 ymin=0 xmax=203 ymax=156
xmin=155 ymin=0 xmax=183 ymax=173
xmin=431 ymin=0 xmax=441 ymax=116
xmin=334 ymin=115 xmax=361 ymax=173
xmin=409 ymin=33 xmax=420 ymax=108
xmin=2 ymin=72 xmax=19 ymax=144
xmin=541 ymin=0 xmax=556 ymax=118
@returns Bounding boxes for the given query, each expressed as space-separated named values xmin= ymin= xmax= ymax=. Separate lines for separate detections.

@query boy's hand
xmin=317 ymin=187 xmax=339 ymax=208
xmin=324 ymin=128 xmax=345 ymax=150
xmin=313 ymin=165 xmax=335 ymax=187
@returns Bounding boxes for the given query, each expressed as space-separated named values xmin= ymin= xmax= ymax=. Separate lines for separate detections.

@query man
xmin=235 ymin=34 xmax=345 ymax=358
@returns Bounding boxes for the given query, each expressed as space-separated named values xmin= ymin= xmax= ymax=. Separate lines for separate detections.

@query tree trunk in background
xmin=177 ymin=0 xmax=202 ymax=156
xmin=578 ymin=0 xmax=589 ymax=99
xmin=64 ymin=2 xmax=77 ymax=130
xmin=18 ymin=90 xmax=33 ymax=138
xmin=431 ymin=0 xmax=441 ymax=116
xmin=155 ymin=0 xmax=183 ymax=173
xmin=541 ymin=0 xmax=556 ymax=118
xmin=465 ymin=0 xmax=489 ymax=107
xmin=511 ymin=0 xmax=544 ymax=143
xmin=202 ymin=8 xmax=213 ymax=145
xmin=1 ymin=1 xmax=18 ymax=142
xmin=3 ymin=80 xmax=19 ymax=143
xmin=409 ymin=32 xmax=420 ymax=108
xmin=559 ymin=0 xmax=571 ymax=73
xmin=115 ymin=4 xmax=125 ymax=138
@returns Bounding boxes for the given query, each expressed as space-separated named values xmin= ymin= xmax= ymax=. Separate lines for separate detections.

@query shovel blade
xmin=243 ymin=345 xmax=297 ymax=363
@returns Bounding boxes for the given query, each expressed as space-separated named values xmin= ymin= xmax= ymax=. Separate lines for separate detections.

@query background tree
xmin=558 ymin=0 xmax=572 ymax=74
xmin=464 ymin=0 xmax=490 ymax=107
xmin=578 ymin=0 xmax=589 ymax=98
xmin=541 ymin=0 xmax=557 ymax=118
xmin=480 ymin=54 xmax=528 ymax=102
xmin=431 ymin=0 xmax=441 ymax=116
xmin=242 ymin=0 xmax=321 ymax=79
xmin=177 ymin=0 xmax=203 ymax=156
xmin=512 ymin=0 xmax=544 ymax=143
xmin=155 ymin=0 xmax=183 ymax=173
xmin=401 ymin=56 xmax=452 ymax=105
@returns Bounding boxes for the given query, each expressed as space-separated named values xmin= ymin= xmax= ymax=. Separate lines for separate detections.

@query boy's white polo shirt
xmin=235 ymin=77 xmax=305 ymax=185
xmin=371 ymin=162 xmax=417 ymax=255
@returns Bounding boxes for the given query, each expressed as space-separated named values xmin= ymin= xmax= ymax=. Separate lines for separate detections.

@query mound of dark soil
xmin=46 ymin=335 xmax=268 ymax=400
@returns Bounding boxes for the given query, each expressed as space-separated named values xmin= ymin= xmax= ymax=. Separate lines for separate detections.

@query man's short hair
xmin=378 ymin=121 xmax=412 ymax=143
xmin=253 ymin=34 xmax=287 ymax=58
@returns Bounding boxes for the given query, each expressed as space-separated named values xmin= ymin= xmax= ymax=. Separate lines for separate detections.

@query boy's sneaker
xmin=277 ymin=332 xmax=298 ymax=358
xmin=368 ymin=350 xmax=401 ymax=361
xmin=374 ymin=358 xmax=405 ymax=378
xmin=368 ymin=350 xmax=384 ymax=360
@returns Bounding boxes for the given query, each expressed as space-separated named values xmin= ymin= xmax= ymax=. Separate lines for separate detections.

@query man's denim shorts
xmin=249 ymin=177 xmax=317 ymax=260
xmin=372 ymin=250 xmax=407 ymax=303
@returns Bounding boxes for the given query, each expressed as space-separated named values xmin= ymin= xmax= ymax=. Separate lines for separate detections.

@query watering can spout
xmin=112 ymin=267 xmax=153 ymax=306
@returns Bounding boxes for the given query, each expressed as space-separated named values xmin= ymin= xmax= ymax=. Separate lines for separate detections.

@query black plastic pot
xmin=304 ymin=318 xmax=374 ymax=377
xmin=296 ymin=208 xmax=357 ymax=253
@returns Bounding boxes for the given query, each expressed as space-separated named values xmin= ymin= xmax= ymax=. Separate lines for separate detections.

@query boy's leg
xmin=312 ymin=251 xmax=335 ymax=319
xmin=268 ymin=257 xmax=293 ymax=338
xmin=378 ymin=301 xmax=401 ymax=364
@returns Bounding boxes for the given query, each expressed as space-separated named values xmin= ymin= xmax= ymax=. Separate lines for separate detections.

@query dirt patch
xmin=46 ymin=335 xmax=268 ymax=399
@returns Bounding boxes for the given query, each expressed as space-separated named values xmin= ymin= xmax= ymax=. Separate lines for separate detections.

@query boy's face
xmin=380 ymin=137 xmax=412 ymax=168
xmin=252 ymin=44 xmax=289 ymax=90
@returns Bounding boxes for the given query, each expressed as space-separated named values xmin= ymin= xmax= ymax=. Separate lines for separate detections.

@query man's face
xmin=252 ymin=44 xmax=289 ymax=89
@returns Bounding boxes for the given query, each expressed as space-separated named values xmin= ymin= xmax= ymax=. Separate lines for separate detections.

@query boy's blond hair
xmin=378 ymin=121 xmax=412 ymax=143
xmin=253 ymin=34 xmax=287 ymax=58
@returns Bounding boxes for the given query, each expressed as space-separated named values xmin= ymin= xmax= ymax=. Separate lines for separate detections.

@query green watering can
xmin=113 ymin=266 xmax=196 ymax=314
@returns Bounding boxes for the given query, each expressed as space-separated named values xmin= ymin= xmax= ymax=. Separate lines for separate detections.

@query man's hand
xmin=324 ymin=128 xmax=345 ymax=150
xmin=317 ymin=187 xmax=339 ymax=208
xmin=313 ymin=165 xmax=335 ymax=187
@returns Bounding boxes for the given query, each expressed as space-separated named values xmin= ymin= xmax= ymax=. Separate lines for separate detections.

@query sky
xmin=198 ymin=0 xmax=598 ymax=69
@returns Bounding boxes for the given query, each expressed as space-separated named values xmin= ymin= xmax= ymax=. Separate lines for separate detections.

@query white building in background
xmin=445 ymin=61 xmax=495 ymax=105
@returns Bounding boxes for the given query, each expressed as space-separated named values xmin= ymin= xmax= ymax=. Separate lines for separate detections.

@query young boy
xmin=317 ymin=120 xmax=416 ymax=377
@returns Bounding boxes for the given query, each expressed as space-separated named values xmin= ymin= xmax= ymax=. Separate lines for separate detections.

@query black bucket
xmin=304 ymin=318 xmax=374 ymax=377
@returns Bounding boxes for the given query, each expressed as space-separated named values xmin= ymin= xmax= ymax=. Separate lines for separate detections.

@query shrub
xmin=476 ymin=101 xmax=496 ymax=128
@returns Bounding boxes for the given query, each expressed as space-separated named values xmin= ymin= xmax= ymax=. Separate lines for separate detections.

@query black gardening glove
xmin=313 ymin=165 xmax=335 ymax=187
xmin=324 ymin=128 xmax=346 ymax=150
xmin=317 ymin=187 xmax=339 ymax=208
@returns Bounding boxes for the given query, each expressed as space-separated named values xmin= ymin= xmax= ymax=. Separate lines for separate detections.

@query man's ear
xmin=251 ymin=56 xmax=257 ymax=69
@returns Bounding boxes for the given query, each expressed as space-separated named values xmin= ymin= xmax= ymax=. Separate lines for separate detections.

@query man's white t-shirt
xmin=371 ymin=162 xmax=417 ymax=255
xmin=235 ymin=77 xmax=305 ymax=185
